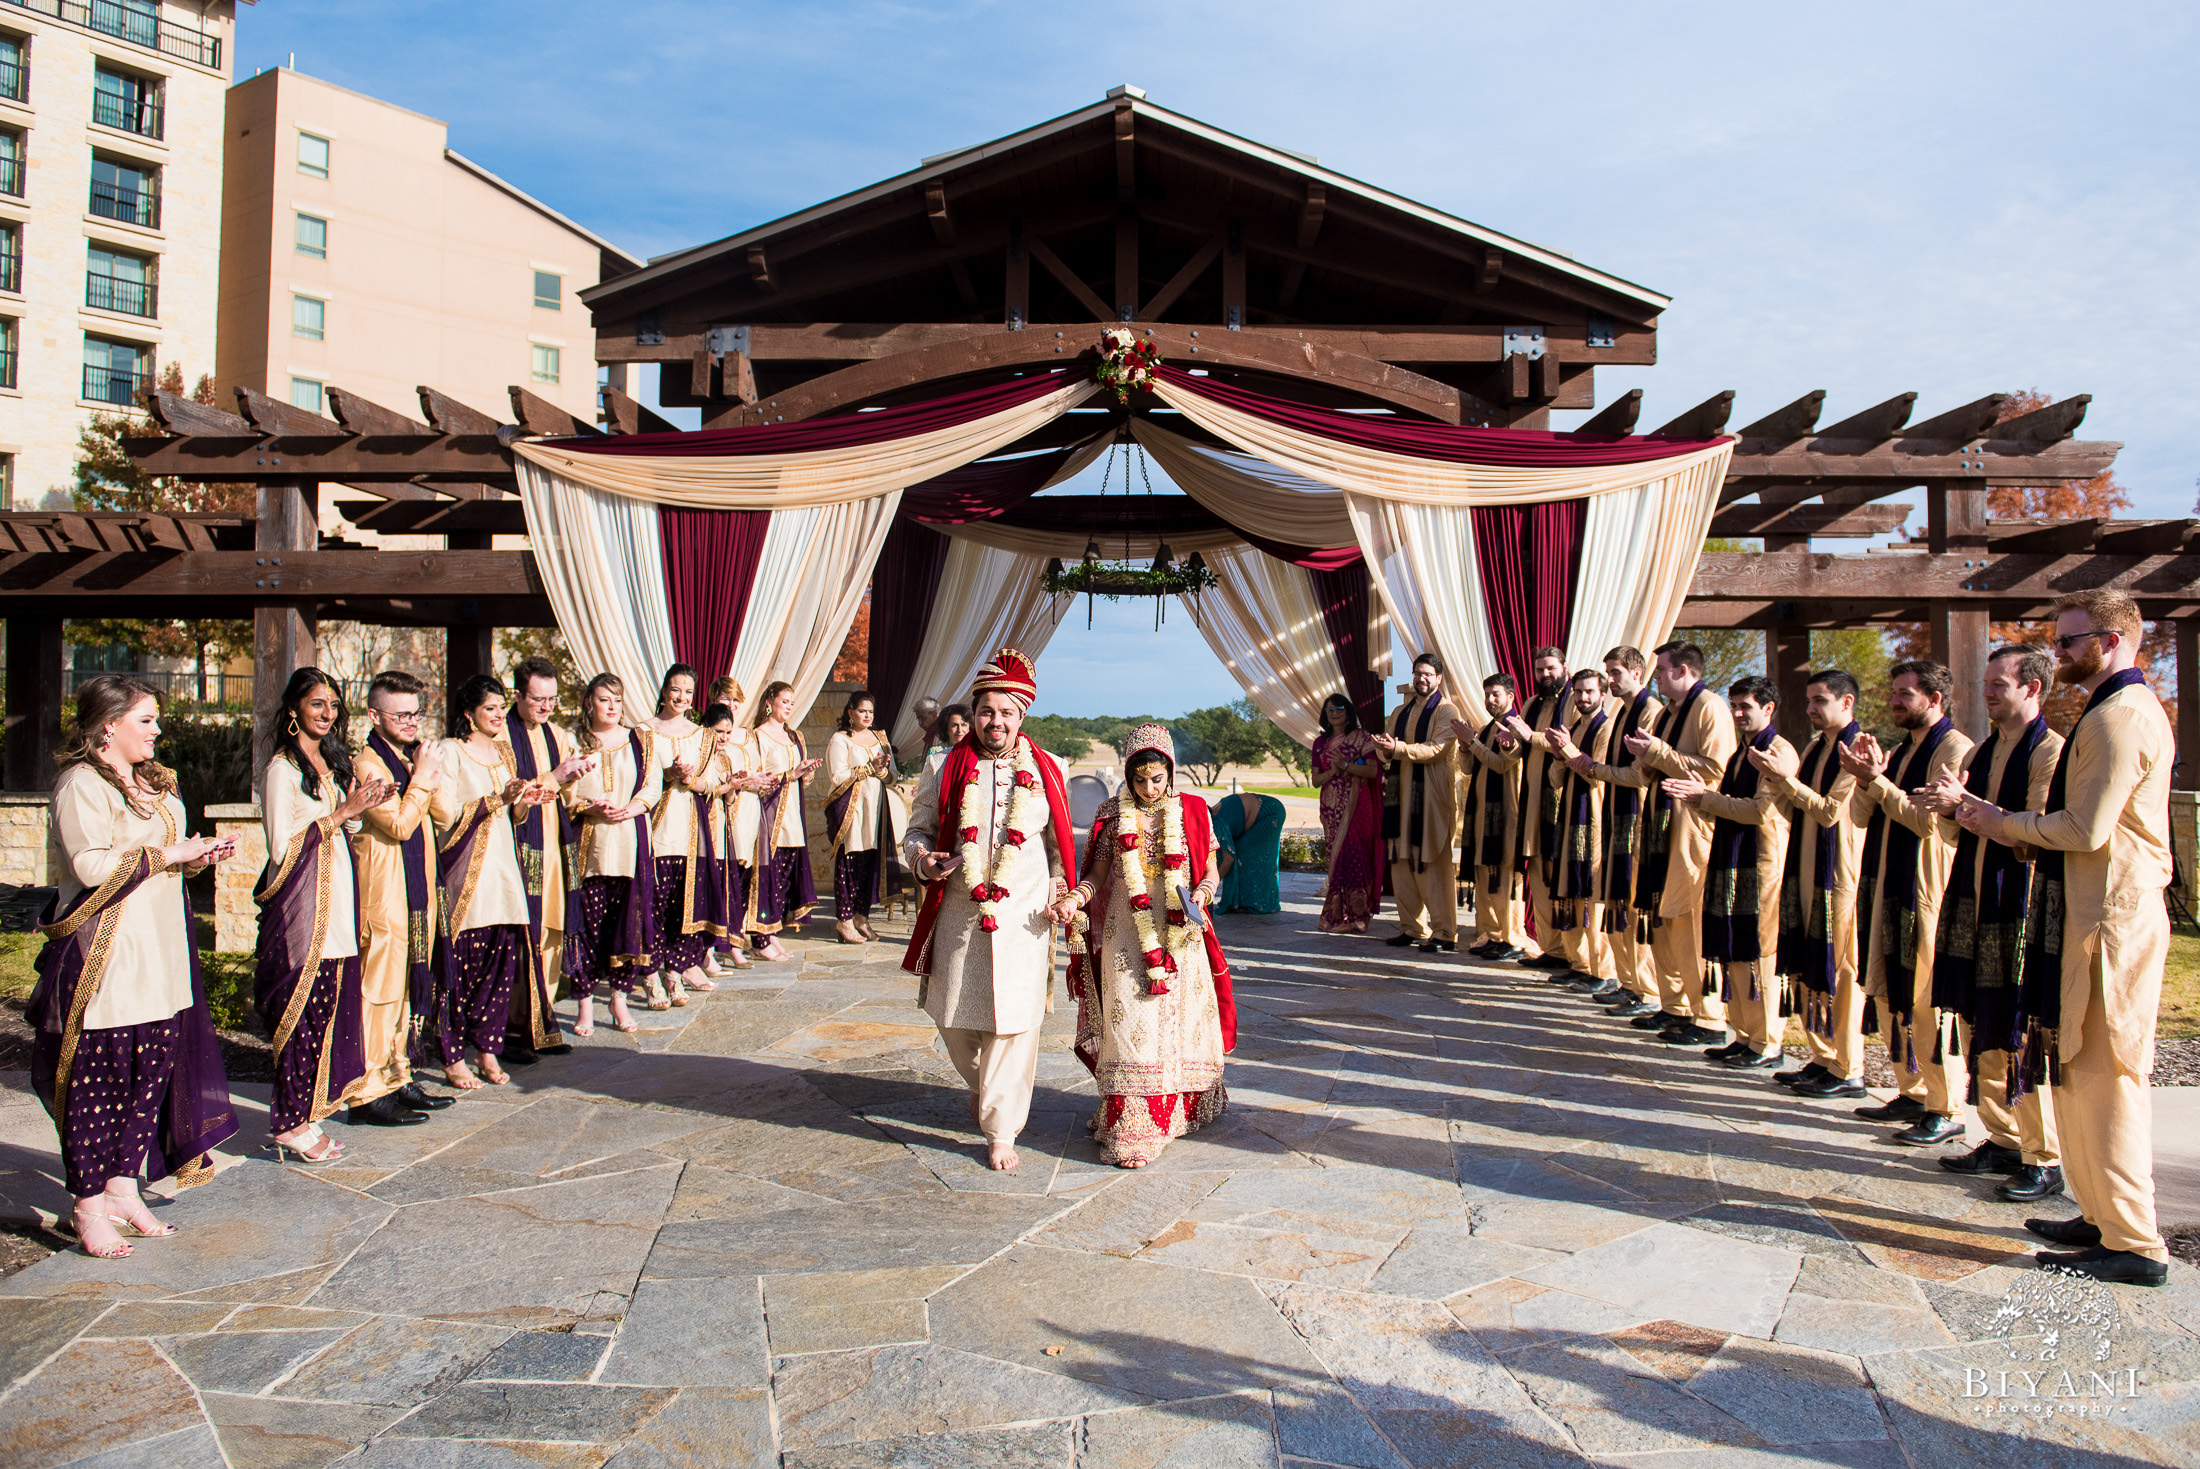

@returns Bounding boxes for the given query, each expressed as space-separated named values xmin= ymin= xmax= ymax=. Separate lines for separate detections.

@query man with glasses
xmin=348 ymin=671 xmax=454 ymax=1124
xmin=1949 ymin=589 xmax=2173 ymax=1285
xmin=506 ymin=657 xmax=592 ymax=1063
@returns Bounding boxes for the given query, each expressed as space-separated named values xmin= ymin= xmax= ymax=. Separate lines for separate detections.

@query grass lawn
xmin=2163 ymin=930 xmax=2200 ymax=1039
xmin=1245 ymin=785 xmax=1319 ymax=800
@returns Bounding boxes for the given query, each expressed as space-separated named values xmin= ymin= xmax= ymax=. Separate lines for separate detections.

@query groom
xmin=902 ymin=648 xmax=1078 ymax=1170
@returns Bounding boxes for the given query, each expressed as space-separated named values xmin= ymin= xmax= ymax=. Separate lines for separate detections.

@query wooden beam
xmin=1688 ymin=546 xmax=2200 ymax=611
xmin=1296 ymin=181 xmax=1327 ymax=249
xmin=1114 ymin=97 xmax=1136 ymax=204
xmin=1653 ymin=391 xmax=1736 ymax=439
xmin=337 ymin=499 xmax=527 ymax=535
xmin=724 ymin=350 xmax=759 ymax=406
xmin=1477 ymin=248 xmax=1503 ymax=293
xmin=1737 ymin=390 xmax=1826 ymax=444
xmin=599 ymin=385 xmax=677 ymax=436
xmin=236 ymin=386 xmax=344 ymax=440
xmin=3 ymin=614 xmax=61 ymax=790
xmin=1927 ymin=480 xmax=1987 ymax=553
xmin=1724 ymin=438 xmax=2120 ymax=489
xmin=127 ymin=435 xmax=513 ymax=484
xmin=1576 ymin=388 xmax=1641 ymax=436
xmin=1708 ymin=503 xmax=1912 ymax=539
xmin=1932 ymin=601 xmax=1992 ymax=742
xmin=324 ymin=387 xmax=432 ymax=438
xmin=1140 ymin=237 xmax=1221 ymax=321
xmin=925 ymin=181 xmax=955 ymax=247
xmin=447 ymin=619 xmax=494 ymax=715
xmin=1221 ymin=221 xmax=1245 ymax=330
xmin=509 ymin=386 xmax=599 ymax=438
xmin=713 ymin=321 xmax=1463 ymax=426
xmin=253 ymin=480 xmax=319 ymax=776
xmin=1026 ymin=236 xmax=1113 ymax=322
xmin=1768 ymin=620 xmax=1812 ymax=745
xmin=148 ymin=391 xmax=253 ymax=437
xmin=1817 ymin=392 xmax=1916 ymax=441
xmin=1907 ymin=394 xmax=2011 ymax=441
xmin=1993 ymin=394 xmax=2089 ymax=442
xmin=747 ymin=244 xmax=776 ymax=294
xmin=0 ymin=547 xmax=543 ymax=601
xmin=417 ymin=387 xmax=506 ymax=437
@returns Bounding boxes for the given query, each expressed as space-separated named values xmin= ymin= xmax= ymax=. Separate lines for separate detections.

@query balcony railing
xmin=1 ymin=1 xmax=220 ymax=69
xmin=83 ymin=361 xmax=145 ymax=405
xmin=90 ymin=177 xmax=157 ymax=228
xmin=86 ymin=271 xmax=153 ymax=316
xmin=0 ymin=59 xmax=24 ymax=103
xmin=90 ymin=87 xmax=160 ymax=139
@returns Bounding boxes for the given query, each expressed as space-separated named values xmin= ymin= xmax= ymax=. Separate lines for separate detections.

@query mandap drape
xmin=513 ymin=374 xmax=1098 ymax=719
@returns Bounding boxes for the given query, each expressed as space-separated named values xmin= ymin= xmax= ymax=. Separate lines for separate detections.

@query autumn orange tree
xmin=1888 ymin=390 xmax=2171 ymax=733
xmin=69 ymin=364 xmax=253 ymax=704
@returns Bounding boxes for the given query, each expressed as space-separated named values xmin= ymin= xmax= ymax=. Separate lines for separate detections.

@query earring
xmin=286 ymin=712 xmax=300 ymax=738
xmin=97 ymin=727 xmax=112 ymax=751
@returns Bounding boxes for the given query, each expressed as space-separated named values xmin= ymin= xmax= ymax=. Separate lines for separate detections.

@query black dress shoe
xmin=1467 ymin=941 xmax=1500 ymax=958
xmin=396 ymin=1083 xmax=455 ymax=1111
xmin=1792 ymin=1074 xmax=1868 ymax=1099
xmin=1704 ymin=1040 xmax=1749 ymax=1061
xmin=1418 ymin=938 xmax=1440 ymax=953
xmin=1892 ymin=1113 xmax=1965 ymax=1147
xmin=1609 ymin=997 xmax=1659 ymax=1018
xmin=1724 ymin=1048 xmax=1788 ymax=1070
xmin=349 ymin=1094 xmax=429 ymax=1127
xmin=1583 ymin=981 xmax=1621 ymax=999
xmin=1385 ymin=933 xmax=1420 ymax=948
xmin=534 ymin=1043 xmax=573 ymax=1057
xmin=1997 ymin=1165 xmax=2066 ymax=1202
xmin=1524 ymin=952 xmax=1573 ymax=970
xmin=1482 ymin=944 xmax=1525 ymax=962
xmin=1567 ymin=972 xmax=1607 ymax=990
xmin=500 ymin=1048 xmax=540 ymax=1066
xmin=1431 ymin=939 xmax=1455 ymax=952
xmin=1663 ymin=1023 xmax=1727 ymax=1046
xmin=2025 ymin=1216 xmax=2102 ymax=1246
xmin=1631 ymin=1009 xmax=1683 ymax=1030
xmin=1776 ymin=1061 xmax=1829 ymax=1088
xmin=1854 ymin=1096 xmax=1928 ymax=1123
xmin=2032 ymin=1246 xmax=2168 ymax=1286
xmin=1940 ymin=1140 xmax=2023 ymax=1176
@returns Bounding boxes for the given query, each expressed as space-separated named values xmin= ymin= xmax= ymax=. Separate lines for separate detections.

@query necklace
xmin=1115 ymin=793 xmax=1189 ymax=993
xmin=955 ymin=739 xmax=1041 ymax=933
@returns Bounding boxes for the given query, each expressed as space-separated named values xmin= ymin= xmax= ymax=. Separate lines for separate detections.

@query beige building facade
xmin=0 ymin=0 xmax=236 ymax=508
xmin=217 ymin=66 xmax=637 ymax=460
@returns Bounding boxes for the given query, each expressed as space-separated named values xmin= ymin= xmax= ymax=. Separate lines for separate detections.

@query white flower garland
xmin=956 ymin=738 xmax=1042 ymax=933
xmin=1118 ymin=795 xmax=1192 ymax=992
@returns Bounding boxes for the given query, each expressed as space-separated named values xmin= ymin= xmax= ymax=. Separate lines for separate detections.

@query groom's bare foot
xmin=987 ymin=1140 xmax=1020 ymax=1171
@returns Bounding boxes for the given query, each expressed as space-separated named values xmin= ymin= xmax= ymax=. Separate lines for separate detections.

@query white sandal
xmin=273 ymin=1124 xmax=343 ymax=1165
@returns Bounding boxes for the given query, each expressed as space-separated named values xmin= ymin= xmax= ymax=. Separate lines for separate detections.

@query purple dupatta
xmin=253 ymin=790 xmax=367 ymax=1123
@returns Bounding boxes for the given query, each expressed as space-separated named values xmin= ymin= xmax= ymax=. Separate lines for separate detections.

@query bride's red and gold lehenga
xmin=1066 ymin=726 xmax=1238 ymax=1168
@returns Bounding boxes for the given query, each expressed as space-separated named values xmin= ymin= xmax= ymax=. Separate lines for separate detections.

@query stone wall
xmin=207 ymin=802 xmax=266 ymax=953
xmin=0 ymin=793 xmax=56 ymax=888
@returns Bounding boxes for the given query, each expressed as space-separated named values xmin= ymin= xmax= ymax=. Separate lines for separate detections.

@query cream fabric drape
xmin=727 ymin=494 xmax=903 ymax=722
xmin=1130 ymin=418 xmax=1357 ymax=549
xmin=512 ymin=379 xmax=1100 ymax=508
xmin=1153 ymin=376 xmax=1735 ymax=506
xmin=517 ymin=461 xmax=678 ymax=704
xmin=888 ymin=539 xmax=1071 ymax=748
xmin=1571 ymin=449 xmax=1732 ymax=666
xmin=1344 ymin=497 xmax=1503 ymax=703
xmin=1186 ymin=543 xmax=1348 ymax=747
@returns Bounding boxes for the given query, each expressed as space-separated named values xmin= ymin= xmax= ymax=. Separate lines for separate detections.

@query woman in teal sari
xmin=1212 ymin=790 xmax=1285 ymax=914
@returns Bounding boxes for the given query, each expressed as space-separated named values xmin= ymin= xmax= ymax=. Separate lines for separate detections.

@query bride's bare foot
xmin=987 ymin=1140 xmax=1020 ymax=1171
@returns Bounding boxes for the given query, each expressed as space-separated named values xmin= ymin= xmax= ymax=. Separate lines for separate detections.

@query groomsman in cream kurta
xmin=1460 ymin=673 xmax=1526 ymax=959
xmin=1953 ymin=590 xmax=2173 ymax=1285
xmin=902 ymin=649 xmax=1075 ymax=1173
xmin=1499 ymin=648 xmax=1573 ymax=971
xmin=1840 ymin=661 xmax=1973 ymax=1147
xmin=1374 ymin=654 xmax=1467 ymax=954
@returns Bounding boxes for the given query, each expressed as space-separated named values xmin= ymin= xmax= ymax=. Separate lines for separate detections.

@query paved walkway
xmin=2 ymin=875 xmax=2197 ymax=1467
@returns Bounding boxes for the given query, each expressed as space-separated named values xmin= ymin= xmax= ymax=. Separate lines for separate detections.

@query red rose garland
xmin=956 ymin=740 xmax=1042 ymax=934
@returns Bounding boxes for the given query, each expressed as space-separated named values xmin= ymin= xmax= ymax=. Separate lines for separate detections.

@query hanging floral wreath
xmin=955 ymin=739 xmax=1042 ymax=933
xmin=1094 ymin=328 xmax=1163 ymax=404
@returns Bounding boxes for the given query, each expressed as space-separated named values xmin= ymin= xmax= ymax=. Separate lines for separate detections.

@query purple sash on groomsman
xmin=28 ymin=843 xmax=236 ymax=1187
xmin=365 ymin=731 xmax=445 ymax=1054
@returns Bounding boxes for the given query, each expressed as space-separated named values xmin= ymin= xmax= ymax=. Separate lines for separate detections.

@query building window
xmin=90 ymin=0 xmax=160 ymax=49
xmin=0 ymin=452 xmax=13 ymax=510
xmin=90 ymin=154 xmax=160 ymax=228
xmin=290 ymin=376 xmax=322 ymax=413
xmin=294 ymin=212 xmax=327 ymax=259
xmin=533 ymin=270 xmax=561 ymax=310
xmin=0 ymin=222 xmax=17 ymax=293
xmin=0 ymin=35 xmax=25 ymax=105
xmin=0 ymin=317 xmax=16 ymax=390
xmin=292 ymin=294 xmax=324 ymax=340
xmin=91 ymin=66 xmax=161 ymax=140
xmin=83 ymin=334 xmax=148 ymax=405
xmin=86 ymin=243 xmax=154 ymax=317
xmin=0 ymin=130 xmax=20 ymax=198
xmin=297 ymin=130 xmax=329 ymax=179
xmin=531 ymin=343 xmax=560 ymax=384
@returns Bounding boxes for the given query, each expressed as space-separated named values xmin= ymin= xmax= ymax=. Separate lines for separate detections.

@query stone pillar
xmin=253 ymin=480 xmax=318 ymax=786
xmin=0 ymin=791 xmax=56 ymax=886
xmin=207 ymin=802 xmax=266 ymax=953
xmin=4 ymin=615 xmax=63 ymax=791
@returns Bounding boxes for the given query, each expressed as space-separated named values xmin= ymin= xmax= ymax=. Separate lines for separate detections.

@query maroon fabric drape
xmin=1157 ymin=366 xmax=1725 ymax=465
xmin=987 ymin=495 xmax=1357 ymax=570
xmin=542 ymin=371 xmax=1075 ymax=458
xmin=1309 ymin=560 xmax=1383 ymax=729
xmin=900 ymin=437 xmax=1109 ymax=523
xmin=660 ymin=506 xmax=770 ymax=679
xmin=867 ymin=518 xmax=953 ymax=726
xmin=1471 ymin=500 xmax=1588 ymax=693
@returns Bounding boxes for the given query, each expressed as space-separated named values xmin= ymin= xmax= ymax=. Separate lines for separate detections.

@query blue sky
xmin=240 ymin=3 xmax=2197 ymax=718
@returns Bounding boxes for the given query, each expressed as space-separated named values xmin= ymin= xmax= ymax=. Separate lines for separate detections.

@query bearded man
xmin=902 ymin=649 xmax=1078 ymax=1172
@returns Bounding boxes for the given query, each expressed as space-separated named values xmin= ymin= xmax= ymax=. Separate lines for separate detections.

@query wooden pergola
xmin=4 ymin=89 xmax=2185 ymax=787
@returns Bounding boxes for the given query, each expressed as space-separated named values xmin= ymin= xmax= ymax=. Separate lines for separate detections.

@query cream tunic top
xmin=648 ymin=723 xmax=723 ymax=859
xmin=264 ymin=754 xmax=359 ymax=963
xmin=427 ymin=739 xmax=531 ymax=932
xmin=752 ymin=725 xmax=809 ymax=850
xmin=826 ymin=729 xmax=905 ymax=856
xmin=723 ymin=727 xmax=764 ymax=860
xmin=52 ymin=764 xmax=193 ymax=1029
xmin=567 ymin=727 xmax=662 ymax=880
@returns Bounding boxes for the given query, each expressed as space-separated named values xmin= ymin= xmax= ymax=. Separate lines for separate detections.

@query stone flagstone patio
xmin=3 ymin=872 xmax=2198 ymax=1467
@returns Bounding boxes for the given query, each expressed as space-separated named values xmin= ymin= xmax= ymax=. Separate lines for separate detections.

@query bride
xmin=1057 ymin=724 xmax=1237 ymax=1168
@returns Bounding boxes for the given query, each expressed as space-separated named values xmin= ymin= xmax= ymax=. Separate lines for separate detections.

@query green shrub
xmin=1279 ymin=833 xmax=1327 ymax=866
xmin=198 ymin=952 xmax=260 ymax=1033
xmin=156 ymin=715 xmax=253 ymax=835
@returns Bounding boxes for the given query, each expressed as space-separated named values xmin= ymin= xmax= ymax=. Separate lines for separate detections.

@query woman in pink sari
xmin=1313 ymin=693 xmax=1384 ymax=934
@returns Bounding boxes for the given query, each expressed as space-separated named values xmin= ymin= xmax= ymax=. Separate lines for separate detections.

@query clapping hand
xmin=1543 ymin=726 xmax=1577 ymax=758
xmin=1837 ymin=733 xmax=1887 ymax=780
xmin=1623 ymin=730 xmax=1653 ymax=757
xmin=1662 ymin=774 xmax=1710 ymax=804
xmin=551 ymin=753 xmax=595 ymax=785
xmin=1953 ymin=793 xmax=2001 ymax=835
xmin=1917 ymin=769 xmax=1969 ymax=816
xmin=1747 ymin=741 xmax=1801 ymax=779
xmin=337 ymin=778 xmax=399 ymax=822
